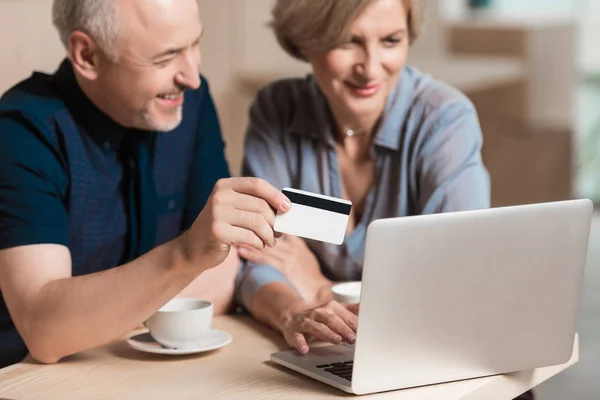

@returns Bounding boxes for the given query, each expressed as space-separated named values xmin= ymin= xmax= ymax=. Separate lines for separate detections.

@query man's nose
xmin=176 ymin=50 xmax=201 ymax=90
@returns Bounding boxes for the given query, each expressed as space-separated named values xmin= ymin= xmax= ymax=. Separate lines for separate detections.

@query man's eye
xmin=155 ymin=58 xmax=174 ymax=66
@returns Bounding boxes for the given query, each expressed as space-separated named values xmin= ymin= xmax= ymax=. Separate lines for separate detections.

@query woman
xmin=237 ymin=0 xmax=490 ymax=357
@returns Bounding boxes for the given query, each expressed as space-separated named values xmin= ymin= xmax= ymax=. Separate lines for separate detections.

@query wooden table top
xmin=0 ymin=315 xmax=578 ymax=400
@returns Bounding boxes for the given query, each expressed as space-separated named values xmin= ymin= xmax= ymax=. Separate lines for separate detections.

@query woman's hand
xmin=238 ymin=235 xmax=332 ymax=305
xmin=280 ymin=300 xmax=360 ymax=354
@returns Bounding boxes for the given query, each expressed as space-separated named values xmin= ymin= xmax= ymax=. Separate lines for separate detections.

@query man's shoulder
xmin=0 ymin=72 xmax=65 ymax=116
xmin=0 ymin=71 xmax=70 ymax=158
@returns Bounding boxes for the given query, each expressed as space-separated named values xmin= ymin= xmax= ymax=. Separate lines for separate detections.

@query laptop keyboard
xmin=316 ymin=361 xmax=353 ymax=381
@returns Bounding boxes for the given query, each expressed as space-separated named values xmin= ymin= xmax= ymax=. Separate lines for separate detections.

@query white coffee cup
xmin=331 ymin=281 xmax=362 ymax=304
xmin=145 ymin=298 xmax=213 ymax=349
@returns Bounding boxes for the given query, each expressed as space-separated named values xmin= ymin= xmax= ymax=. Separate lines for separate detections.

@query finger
xmin=238 ymin=242 xmax=287 ymax=260
xmin=332 ymin=302 xmax=359 ymax=331
xmin=215 ymin=224 xmax=264 ymax=250
xmin=283 ymin=330 xmax=310 ymax=354
xmin=282 ymin=235 xmax=309 ymax=254
xmin=218 ymin=177 xmax=291 ymax=214
xmin=284 ymin=235 xmax=305 ymax=246
xmin=269 ymin=236 xmax=292 ymax=252
xmin=345 ymin=303 xmax=360 ymax=315
xmin=296 ymin=316 xmax=343 ymax=345
xmin=237 ymin=246 xmax=284 ymax=266
xmin=294 ymin=332 xmax=310 ymax=354
xmin=227 ymin=209 xmax=276 ymax=248
xmin=227 ymin=193 xmax=277 ymax=228
xmin=313 ymin=307 xmax=356 ymax=344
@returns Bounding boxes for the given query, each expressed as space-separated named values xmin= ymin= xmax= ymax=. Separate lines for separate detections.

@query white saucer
xmin=127 ymin=329 xmax=232 ymax=355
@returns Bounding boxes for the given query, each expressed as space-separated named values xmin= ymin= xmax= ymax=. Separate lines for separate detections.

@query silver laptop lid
xmin=352 ymin=200 xmax=593 ymax=395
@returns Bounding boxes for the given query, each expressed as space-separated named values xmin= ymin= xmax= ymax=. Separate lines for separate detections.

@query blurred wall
xmin=0 ymin=0 xmax=64 ymax=93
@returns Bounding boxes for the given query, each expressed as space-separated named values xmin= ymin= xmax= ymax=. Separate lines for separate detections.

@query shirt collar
xmin=54 ymin=58 xmax=152 ymax=151
xmin=289 ymin=67 xmax=416 ymax=151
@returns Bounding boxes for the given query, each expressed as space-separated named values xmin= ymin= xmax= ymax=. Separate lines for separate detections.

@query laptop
xmin=271 ymin=199 xmax=593 ymax=395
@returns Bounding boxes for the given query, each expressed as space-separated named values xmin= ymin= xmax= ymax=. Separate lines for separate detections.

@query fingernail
xmin=281 ymin=198 xmax=292 ymax=212
xmin=332 ymin=335 xmax=342 ymax=343
xmin=299 ymin=345 xmax=309 ymax=353
xmin=238 ymin=247 xmax=247 ymax=256
xmin=347 ymin=334 xmax=356 ymax=343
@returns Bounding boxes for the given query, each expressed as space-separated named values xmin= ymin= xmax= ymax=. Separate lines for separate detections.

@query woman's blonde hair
xmin=271 ymin=0 xmax=422 ymax=62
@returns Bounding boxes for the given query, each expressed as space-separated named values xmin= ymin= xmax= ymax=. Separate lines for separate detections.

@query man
xmin=0 ymin=0 xmax=291 ymax=368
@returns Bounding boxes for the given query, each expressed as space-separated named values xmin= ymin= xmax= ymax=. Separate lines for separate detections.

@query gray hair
xmin=52 ymin=0 xmax=119 ymax=57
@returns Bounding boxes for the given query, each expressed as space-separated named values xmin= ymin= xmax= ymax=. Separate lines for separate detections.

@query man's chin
xmin=140 ymin=110 xmax=183 ymax=132
xmin=153 ymin=119 xmax=183 ymax=132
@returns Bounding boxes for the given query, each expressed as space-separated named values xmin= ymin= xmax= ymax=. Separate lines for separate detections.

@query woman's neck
xmin=329 ymin=106 xmax=382 ymax=160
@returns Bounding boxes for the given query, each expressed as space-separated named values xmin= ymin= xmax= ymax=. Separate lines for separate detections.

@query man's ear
xmin=68 ymin=31 xmax=101 ymax=80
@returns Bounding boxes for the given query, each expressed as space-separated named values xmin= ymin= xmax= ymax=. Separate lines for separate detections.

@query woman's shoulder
xmin=402 ymin=66 xmax=476 ymax=116
xmin=253 ymin=76 xmax=313 ymax=111
xmin=250 ymin=75 xmax=323 ymax=132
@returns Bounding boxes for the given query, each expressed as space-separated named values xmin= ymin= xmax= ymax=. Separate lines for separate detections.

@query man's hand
xmin=238 ymin=235 xmax=332 ymax=305
xmin=181 ymin=178 xmax=291 ymax=270
xmin=279 ymin=300 xmax=360 ymax=354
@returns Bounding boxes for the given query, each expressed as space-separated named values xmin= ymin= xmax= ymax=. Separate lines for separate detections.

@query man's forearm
xmin=25 ymin=239 xmax=203 ymax=363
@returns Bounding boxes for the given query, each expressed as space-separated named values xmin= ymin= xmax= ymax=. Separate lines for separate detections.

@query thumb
xmin=287 ymin=234 xmax=307 ymax=247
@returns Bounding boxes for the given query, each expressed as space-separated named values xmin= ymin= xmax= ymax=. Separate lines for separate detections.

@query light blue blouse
xmin=236 ymin=66 xmax=491 ymax=310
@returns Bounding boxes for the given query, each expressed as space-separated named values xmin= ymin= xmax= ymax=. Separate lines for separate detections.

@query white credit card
xmin=274 ymin=188 xmax=352 ymax=245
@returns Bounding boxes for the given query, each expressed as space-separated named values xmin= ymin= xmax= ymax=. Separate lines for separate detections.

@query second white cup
xmin=145 ymin=298 xmax=213 ymax=349
xmin=331 ymin=281 xmax=362 ymax=304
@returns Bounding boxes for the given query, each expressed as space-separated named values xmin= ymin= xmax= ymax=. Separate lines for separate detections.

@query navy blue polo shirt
xmin=0 ymin=59 xmax=230 ymax=368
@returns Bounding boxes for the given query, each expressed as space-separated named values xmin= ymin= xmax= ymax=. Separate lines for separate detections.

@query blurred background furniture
xmin=446 ymin=14 xmax=577 ymax=207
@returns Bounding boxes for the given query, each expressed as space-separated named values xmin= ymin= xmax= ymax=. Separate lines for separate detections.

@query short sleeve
xmin=0 ymin=115 xmax=69 ymax=250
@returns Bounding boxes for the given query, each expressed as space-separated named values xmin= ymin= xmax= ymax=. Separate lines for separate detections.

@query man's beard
xmin=135 ymin=104 xmax=184 ymax=132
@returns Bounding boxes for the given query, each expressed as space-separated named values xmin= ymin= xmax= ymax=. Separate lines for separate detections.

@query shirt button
xmin=167 ymin=199 xmax=176 ymax=210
